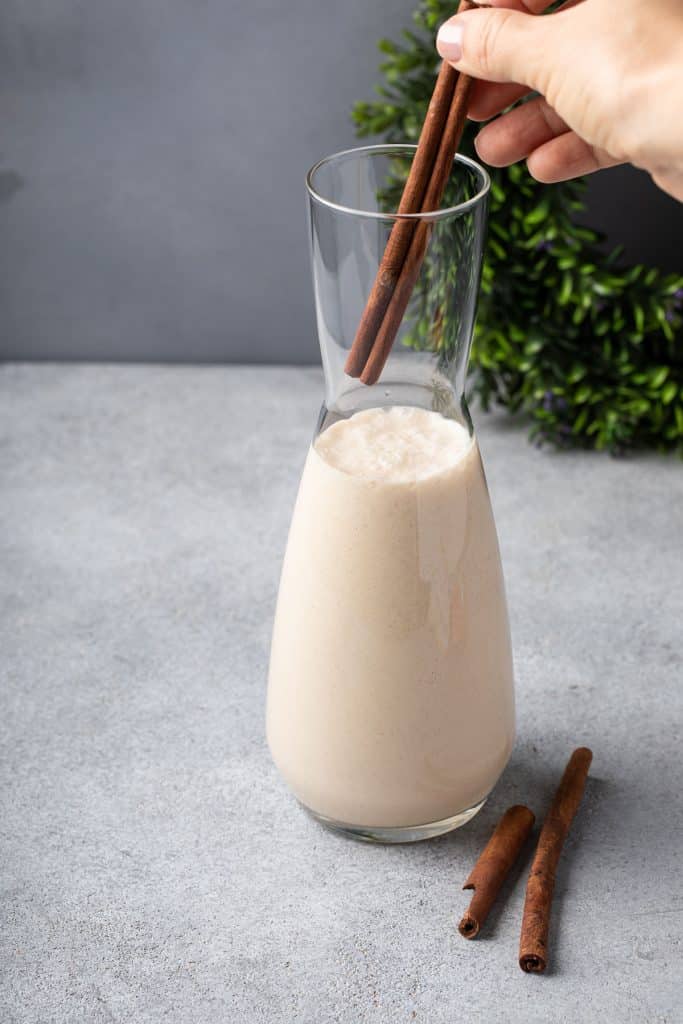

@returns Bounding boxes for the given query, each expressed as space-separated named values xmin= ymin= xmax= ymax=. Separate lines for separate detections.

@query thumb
xmin=436 ymin=7 xmax=553 ymax=91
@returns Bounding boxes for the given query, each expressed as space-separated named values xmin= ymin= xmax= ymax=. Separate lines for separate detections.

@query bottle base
xmin=302 ymin=797 xmax=487 ymax=844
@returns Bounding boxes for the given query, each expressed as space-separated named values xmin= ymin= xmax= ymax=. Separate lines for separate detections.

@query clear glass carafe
xmin=267 ymin=146 xmax=514 ymax=842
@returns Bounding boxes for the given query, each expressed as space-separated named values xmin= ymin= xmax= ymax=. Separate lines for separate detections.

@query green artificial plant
xmin=352 ymin=0 xmax=683 ymax=454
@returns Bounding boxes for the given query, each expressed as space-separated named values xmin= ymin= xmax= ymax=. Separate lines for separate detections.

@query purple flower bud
xmin=665 ymin=309 xmax=675 ymax=323
xmin=543 ymin=390 xmax=554 ymax=411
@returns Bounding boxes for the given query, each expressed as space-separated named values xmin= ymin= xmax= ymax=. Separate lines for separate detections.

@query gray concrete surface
xmin=1 ymin=1 xmax=682 ymax=363
xmin=1 ymin=364 xmax=682 ymax=1024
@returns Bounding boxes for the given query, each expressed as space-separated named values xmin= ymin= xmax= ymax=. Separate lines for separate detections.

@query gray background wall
xmin=1 ymin=1 xmax=681 ymax=364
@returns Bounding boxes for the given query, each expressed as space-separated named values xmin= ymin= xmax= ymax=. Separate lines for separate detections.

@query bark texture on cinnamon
xmin=359 ymin=71 xmax=474 ymax=386
xmin=519 ymin=747 xmax=593 ymax=973
xmin=459 ymin=805 xmax=535 ymax=939
xmin=343 ymin=59 xmax=458 ymax=378
xmin=344 ymin=0 xmax=476 ymax=385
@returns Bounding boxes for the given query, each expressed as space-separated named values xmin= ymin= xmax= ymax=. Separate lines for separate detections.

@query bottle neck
xmin=316 ymin=374 xmax=472 ymax=439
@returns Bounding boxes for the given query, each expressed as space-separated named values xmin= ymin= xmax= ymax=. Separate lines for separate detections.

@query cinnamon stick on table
xmin=519 ymin=747 xmax=593 ymax=973
xmin=344 ymin=0 xmax=477 ymax=384
xmin=459 ymin=805 xmax=535 ymax=939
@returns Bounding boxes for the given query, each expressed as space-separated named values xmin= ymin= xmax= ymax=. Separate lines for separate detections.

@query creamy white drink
xmin=267 ymin=406 xmax=514 ymax=829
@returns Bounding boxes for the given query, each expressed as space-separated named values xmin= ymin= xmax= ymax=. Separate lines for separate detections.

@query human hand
xmin=436 ymin=0 xmax=683 ymax=201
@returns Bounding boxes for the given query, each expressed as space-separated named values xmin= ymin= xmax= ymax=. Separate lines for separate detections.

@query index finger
xmin=469 ymin=81 xmax=531 ymax=122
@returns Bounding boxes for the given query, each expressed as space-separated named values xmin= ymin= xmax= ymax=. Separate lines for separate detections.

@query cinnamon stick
xmin=359 ymin=69 xmax=474 ymax=386
xmin=345 ymin=0 xmax=477 ymax=383
xmin=343 ymin=59 xmax=458 ymax=378
xmin=519 ymin=747 xmax=593 ymax=973
xmin=459 ymin=805 xmax=535 ymax=939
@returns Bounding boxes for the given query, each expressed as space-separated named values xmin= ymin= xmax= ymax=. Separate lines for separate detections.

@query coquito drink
xmin=267 ymin=406 xmax=514 ymax=829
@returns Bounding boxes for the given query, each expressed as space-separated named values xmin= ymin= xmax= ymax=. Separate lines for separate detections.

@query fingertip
xmin=468 ymin=81 xmax=532 ymax=123
xmin=473 ymin=129 xmax=498 ymax=167
xmin=467 ymin=81 xmax=491 ymax=123
xmin=439 ymin=6 xmax=550 ymax=89
xmin=526 ymin=159 xmax=554 ymax=184
xmin=475 ymin=129 xmax=520 ymax=169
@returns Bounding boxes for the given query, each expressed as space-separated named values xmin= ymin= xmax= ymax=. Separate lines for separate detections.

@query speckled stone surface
xmin=1 ymin=365 xmax=682 ymax=1023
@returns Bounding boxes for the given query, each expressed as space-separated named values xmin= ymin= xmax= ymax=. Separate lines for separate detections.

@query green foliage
xmin=352 ymin=0 xmax=683 ymax=454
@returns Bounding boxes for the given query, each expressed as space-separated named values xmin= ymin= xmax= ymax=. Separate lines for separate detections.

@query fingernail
xmin=436 ymin=21 xmax=463 ymax=63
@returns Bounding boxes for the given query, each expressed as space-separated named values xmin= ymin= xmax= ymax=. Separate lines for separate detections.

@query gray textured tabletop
xmin=2 ymin=364 xmax=682 ymax=1024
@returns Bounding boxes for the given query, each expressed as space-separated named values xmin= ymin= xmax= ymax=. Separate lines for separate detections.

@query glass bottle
xmin=267 ymin=145 xmax=515 ymax=842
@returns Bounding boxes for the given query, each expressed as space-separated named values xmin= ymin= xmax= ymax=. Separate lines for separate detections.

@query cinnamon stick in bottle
xmin=359 ymin=70 xmax=474 ymax=386
xmin=343 ymin=59 xmax=458 ymax=378
xmin=459 ymin=805 xmax=535 ymax=939
xmin=345 ymin=0 xmax=477 ymax=383
xmin=519 ymin=747 xmax=593 ymax=973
